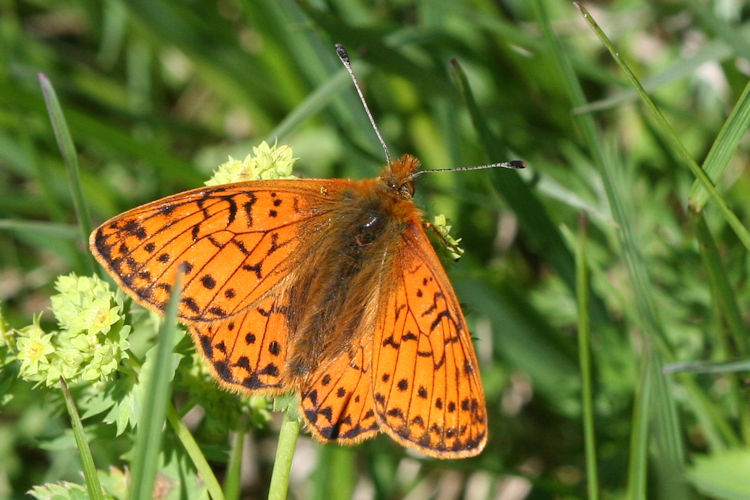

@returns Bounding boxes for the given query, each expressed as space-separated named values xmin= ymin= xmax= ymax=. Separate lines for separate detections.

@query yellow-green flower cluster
xmin=432 ymin=214 xmax=465 ymax=260
xmin=205 ymin=141 xmax=297 ymax=186
xmin=14 ymin=274 xmax=130 ymax=387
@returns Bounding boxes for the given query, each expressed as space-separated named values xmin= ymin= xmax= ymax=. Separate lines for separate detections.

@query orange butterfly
xmin=90 ymin=46 xmax=523 ymax=459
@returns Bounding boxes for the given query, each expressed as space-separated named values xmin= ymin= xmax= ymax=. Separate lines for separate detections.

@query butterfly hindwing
xmin=300 ymin=340 xmax=379 ymax=443
xmin=372 ymin=223 xmax=488 ymax=458
xmin=188 ymin=292 xmax=291 ymax=393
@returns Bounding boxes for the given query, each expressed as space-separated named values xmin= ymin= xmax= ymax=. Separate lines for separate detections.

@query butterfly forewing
xmin=90 ymin=181 xmax=344 ymax=321
xmin=372 ymin=223 xmax=487 ymax=458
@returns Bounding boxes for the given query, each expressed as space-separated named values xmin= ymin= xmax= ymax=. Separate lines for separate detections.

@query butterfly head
xmin=379 ymin=154 xmax=420 ymax=200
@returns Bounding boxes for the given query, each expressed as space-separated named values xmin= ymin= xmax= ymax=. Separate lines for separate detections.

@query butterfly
xmin=89 ymin=45 xmax=524 ymax=459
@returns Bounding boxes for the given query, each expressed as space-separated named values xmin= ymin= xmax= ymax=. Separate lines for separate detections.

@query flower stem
xmin=267 ymin=411 xmax=300 ymax=500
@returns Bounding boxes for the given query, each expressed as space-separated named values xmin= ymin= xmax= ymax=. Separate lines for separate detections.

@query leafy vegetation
xmin=1 ymin=0 xmax=749 ymax=498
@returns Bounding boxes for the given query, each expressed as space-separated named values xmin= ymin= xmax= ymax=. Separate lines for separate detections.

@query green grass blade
xmin=674 ymin=374 xmax=739 ymax=450
xmin=574 ymin=215 xmax=599 ymax=500
xmin=129 ymin=274 xmax=181 ymax=500
xmin=693 ymin=200 xmax=749 ymax=356
xmin=123 ymin=0 xmax=272 ymax=132
xmin=450 ymin=58 xmax=604 ymax=319
xmin=255 ymin=0 xmax=384 ymax=159
xmin=650 ymin=354 xmax=688 ymax=497
xmin=691 ymin=211 xmax=750 ymax=441
xmin=665 ymin=359 xmax=750 ymax=375
xmin=689 ymin=80 xmax=750 ymax=211
xmin=576 ymin=28 xmax=746 ymax=114
xmin=60 ymin=377 xmax=105 ymax=500
xmin=267 ymin=410 xmax=301 ymax=500
xmin=97 ymin=0 xmax=127 ymax=67
xmin=38 ymin=73 xmax=95 ymax=273
xmin=165 ymin=404 xmax=225 ymax=500
xmin=0 ymin=220 xmax=79 ymax=239
xmin=533 ymin=2 xmax=689 ymax=495
xmin=626 ymin=357 xmax=651 ymax=500
xmin=267 ymin=63 xmax=367 ymax=142
xmin=574 ymin=3 xmax=750 ymax=250
xmin=223 ymin=429 xmax=245 ymax=500
xmin=311 ymin=446 xmax=356 ymax=500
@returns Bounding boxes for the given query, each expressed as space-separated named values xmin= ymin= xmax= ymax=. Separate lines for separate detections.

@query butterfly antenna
xmin=336 ymin=44 xmax=392 ymax=166
xmin=408 ymin=160 xmax=526 ymax=182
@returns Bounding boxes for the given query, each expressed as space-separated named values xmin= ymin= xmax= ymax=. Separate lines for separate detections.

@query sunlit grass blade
xmin=60 ymin=377 xmax=105 ymax=500
xmin=39 ymin=73 xmax=95 ymax=273
xmin=573 ymin=2 xmax=750 ymax=250
xmin=688 ymin=449 xmax=750 ymax=499
xmin=129 ymin=274 xmax=182 ymax=500
xmin=689 ymin=80 xmax=750 ymax=211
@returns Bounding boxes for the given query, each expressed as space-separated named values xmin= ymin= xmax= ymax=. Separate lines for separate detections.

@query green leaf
xmin=28 ymin=481 xmax=89 ymax=500
xmin=60 ymin=377 xmax=105 ymax=500
xmin=129 ymin=274 xmax=183 ymax=500
xmin=689 ymin=80 xmax=750 ymax=211
xmin=38 ymin=74 xmax=95 ymax=273
xmin=688 ymin=449 xmax=750 ymax=500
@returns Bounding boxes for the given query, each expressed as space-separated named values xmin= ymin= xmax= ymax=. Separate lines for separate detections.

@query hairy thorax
xmin=283 ymin=178 xmax=417 ymax=386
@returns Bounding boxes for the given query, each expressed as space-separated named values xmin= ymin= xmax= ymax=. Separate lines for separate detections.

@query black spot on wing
xmin=182 ymin=297 xmax=200 ymax=313
xmin=268 ymin=341 xmax=280 ymax=356
xmin=199 ymin=335 xmax=213 ymax=358
xmin=201 ymin=275 xmax=216 ymax=289
xmin=213 ymin=361 xmax=232 ymax=381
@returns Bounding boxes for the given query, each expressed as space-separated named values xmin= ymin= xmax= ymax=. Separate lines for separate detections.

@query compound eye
xmin=399 ymin=181 xmax=415 ymax=199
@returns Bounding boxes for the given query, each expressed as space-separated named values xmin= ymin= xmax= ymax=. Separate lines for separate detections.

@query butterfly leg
xmin=422 ymin=221 xmax=464 ymax=260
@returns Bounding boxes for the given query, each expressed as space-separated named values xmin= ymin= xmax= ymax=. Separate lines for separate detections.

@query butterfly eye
xmin=396 ymin=180 xmax=414 ymax=199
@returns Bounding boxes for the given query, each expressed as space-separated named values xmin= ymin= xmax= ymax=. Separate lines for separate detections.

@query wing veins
xmin=130 ymin=208 xmax=332 ymax=319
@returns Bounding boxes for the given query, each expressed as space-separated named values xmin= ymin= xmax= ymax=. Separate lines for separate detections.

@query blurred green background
xmin=1 ymin=0 xmax=749 ymax=498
